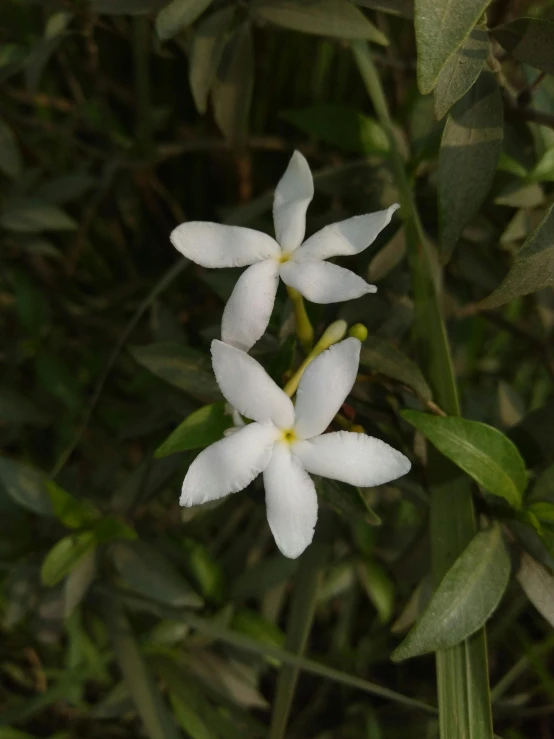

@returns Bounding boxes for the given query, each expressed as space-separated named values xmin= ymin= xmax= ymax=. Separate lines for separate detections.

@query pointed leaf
xmin=130 ymin=342 xmax=221 ymax=401
xmin=0 ymin=457 xmax=54 ymax=515
xmin=251 ymin=0 xmax=388 ymax=43
xmin=480 ymin=203 xmax=554 ymax=308
xmin=281 ymin=104 xmax=389 ymax=155
xmin=155 ymin=402 xmax=233 ymax=457
xmin=415 ymin=0 xmax=491 ymax=94
xmin=360 ymin=337 xmax=432 ymax=401
xmin=402 ymin=411 xmax=527 ymax=508
xmin=438 ymin=71 xmax=503 ymax=262
xmin=189 ymin=7 xmax=234 ymax=114
xmin=41 ymin=532 xmax=97 ymax=587
xmin=0 ymin=198 xmax=77 ymax=232
xmin=392 ymin=524 xmax=510 ymax=660
xmin=156 ymin=0 xmax=214 ymax=41
xmin=491 ymin=18 xmax=554 ymax=75
xmin=517 ymin=551 xmax=554 ymax=629
xmin=212 ymin=23 xmax=254 ymax=146
xmin=433 ymin=25 xmax=489 ymax=120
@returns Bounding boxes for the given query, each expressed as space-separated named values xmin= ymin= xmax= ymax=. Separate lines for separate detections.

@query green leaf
xmin=90 ymin=0 xmax=164 ymax=13
xmin=0 ymin=457 xmax=54 ymax=515
xmin=352 ymin=0 xmax=413 ymax=18
xmin=41 ymin=532 xmax=97 ymax=587
xmin=0 ymin=198 xmax=77 ymax=232
xmin=414 ymin=0 xmax=491 ymax=94
xmin=169 ymin=693 xmax=216 ymax=739
xmin=357 ymin=559 xmax=395 ymax=623
xmin=34 ymin=173 xmax=95 ymax=204
xmin=282 ymin=104 xmax=388 ymax=155
xmin=179 ymin=537 xmax=225 ymax=602
xmin=212 ymin=23 xmax=254 ymax=147
xmin=0 ymin=118 xmax=22 ymax=179
xmin=392 ymin=524 xmax=511 ymax=660
xmin=527 ymin=501 xmax=554 ymax=524
xmin=516 ymin=551 xmax=554 ymax=629
xmin=491 ymin=18 xmax=554 ymax=75
xmin=106 ymin=602 xmax=181 ymax=739
xmin=155 ymin=402 xmax=232 ymax=457
xmin=359 ymin=337 xmax=433 ymax=401
xmin=480 ymin=203 xmax=554 ymax=308
xmin=317 ymin=477 xmax=381 ymax=526
xmin=155 ymin=0 xmax=214 ymax=41
xmin=232 ymin=608 xmax=285 ymax=651
xmin=64 ymin=548 xmax=96 ymax=617
xmin=433 ymin=25 xmax=489 ymax=120
xmin=402 ymin=411 xmax=527 ymax=508
xmin=438 ymin=71 xmax=503 ymax=262
xmin=130 ymin=342 xmax=221 ymax=401
xmin=530 ymin=146 xmax=554 ymax=183
xmin=251 ymin=0 xmax=388 ymax=44
xmin=189 ymin=7 xmax=234 ymax=115
xmin=111 ymin=540 xmax=203 ymax=608
xmin=46 ymin=481 xmax=98 ymax=528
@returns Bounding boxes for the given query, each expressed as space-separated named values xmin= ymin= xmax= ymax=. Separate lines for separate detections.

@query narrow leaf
xmin=438 ymin=71 xmax=503 ymax=262
xmin=0 ymin=198 xmax=77 ymax=232
xmin=106 ymin=601 xmax=181 ymax=739
xmin=402 ymin=411 xmax=527 ymax=508
xmin=212 ymin=24 xmax=254 ymax=146
xmin=251 ymin=0 xmax=388 ymax=44
xmin=41 ymin=532 xmax=97 ymax=587
xmin=0 ymin=457 xmax=54 ymax=515
xmin=517 ymin=551 xmax=554 ymax=629
xmin=360 ymin=337 xmax=433 ymax=401
xmin=433 ymin=25 xmax=489 ymax=120
xmin=156 ymin=0 xmax=214 ymax=41
xmin=130 ymin=342 xmax=221 ymax=401
xmin=392 ymin=524 xmax=510 ymax=660
xmin=415 ymin=0 xmax=491 ymax=94
xmin=281 ymin=104 xmax=389 ymax=154
xmin=189 ymin=7 xmax=234 ymax=114
xmin=480 ymin=203 xmax=554 ymax=308
xmin=155 ymin=402 xmax=233 ymax=457
xmin=491 ymin=18 xmax=554 ymax=75
xmin=64 ymin=548 xmax=96 ymax=617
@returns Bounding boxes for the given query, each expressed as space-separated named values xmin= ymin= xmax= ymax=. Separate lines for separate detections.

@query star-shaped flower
xmin=180 ymin=337 xmax=410 ymax=558
xmin=170 ymin=152 xmax=399 ymax=352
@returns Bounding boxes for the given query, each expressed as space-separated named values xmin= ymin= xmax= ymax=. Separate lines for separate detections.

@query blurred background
xmin=1 ymin=0 xmax=554 ymax=737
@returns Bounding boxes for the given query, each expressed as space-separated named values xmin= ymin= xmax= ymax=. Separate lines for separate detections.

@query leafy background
xmin=1 ymin=0 xmax=554 ymax=738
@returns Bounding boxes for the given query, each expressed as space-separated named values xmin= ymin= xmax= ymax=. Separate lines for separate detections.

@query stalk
xmin=351 ymin=40 xmax=493 ymax=738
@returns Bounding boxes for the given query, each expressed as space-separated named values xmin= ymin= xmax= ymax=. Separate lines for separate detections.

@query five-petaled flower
xmin=171 ymin=151 xmax=399 ymax=352
xmin=180 ymin=338 xmax=411 ymax=558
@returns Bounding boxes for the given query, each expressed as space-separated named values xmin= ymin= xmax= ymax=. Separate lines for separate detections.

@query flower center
xmin=280 ymin=428 xmax=298 ymax=444
xmin=279 ymin=251 xmax=292 ymax=264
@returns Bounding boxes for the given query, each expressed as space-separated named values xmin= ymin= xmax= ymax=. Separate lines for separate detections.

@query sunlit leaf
xmin=438 ymin=71 xmax=503 ymax=262
xmin=415 ymin=0 xmax=490 ymax=94
xmin=251 ymin=0 xmax=388 ymax=43
xmin=392 ymin=524 xmax=511 ymax=660
xmin=480 ymin=204 xmax=554 ymax=308
xmin=491 ymin=18 xmax=554 ymax=75
xmin=433 ymin=25 xmax=489 ymax=120
xmin=402 ymin=411 xmax=527 ymax=508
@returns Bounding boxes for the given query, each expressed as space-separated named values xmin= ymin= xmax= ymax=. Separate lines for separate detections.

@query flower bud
xmin=317 ymin=320 xmax=348 ymax=351
xmin=349 ymin=323 xmax=368 ymax=342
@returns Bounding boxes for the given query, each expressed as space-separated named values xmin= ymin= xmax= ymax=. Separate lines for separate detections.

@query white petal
xmin=180 ymin=423 xmax=277 ymax=506
xmin=294 ymin=337 xmax=360 ymax=439
xmin=293 ymin=205 xmax=400 ymax=261
xmin=221 ymin=260 xmax=279 ymax=352
xmin=273 ymin=151 xmax=314 ymax=251
xmin=294 ymin=431 xmax=411 ymax=487
xmin=280 ymin=260 xmax=376 ymax=304
xmin=263 ymin=443 xmax=318 ymax=558
xmin=170 ymin=222 xmax=280 ymax=268
xmin=211 ymin=340 xmax=295 ymax=429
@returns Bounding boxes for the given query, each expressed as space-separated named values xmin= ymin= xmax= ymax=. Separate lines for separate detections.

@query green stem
xmin=283 ymin=320 xmax=347 ymax=397
xmin=352 ymin=40 xmax=493 ymax=739
xmin=287 ymin=285 xmax=314 ymax=353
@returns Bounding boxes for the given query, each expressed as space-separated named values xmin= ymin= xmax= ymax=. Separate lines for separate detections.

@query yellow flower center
xmin=279 ymin=251 xmax=292 ymax=264
xmin=280 ymin=428 xmax=298 ymax=444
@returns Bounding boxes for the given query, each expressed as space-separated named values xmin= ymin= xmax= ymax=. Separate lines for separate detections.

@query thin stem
xmin=283 ymin=320 xmax=347 ymax=396
xmin=286 ymin=285 xmax=314 ymax=353
xmin=352 ymin=40 xmax=493 ymax=739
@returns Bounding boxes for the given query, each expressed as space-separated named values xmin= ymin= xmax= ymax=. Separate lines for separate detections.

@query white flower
xmin=170 ymin=151 xmax=399 ymax=352
xmin=180 ymin=337 xmax=410 ymax=559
